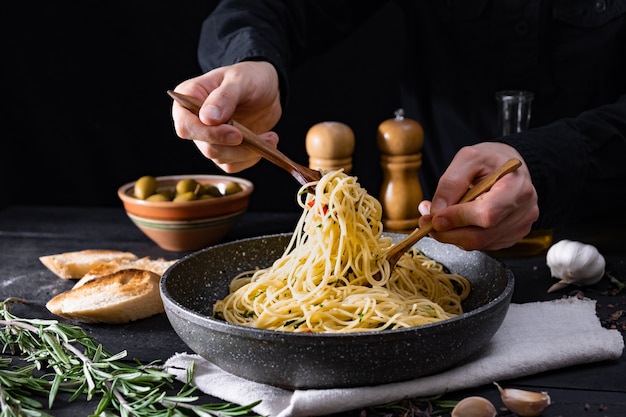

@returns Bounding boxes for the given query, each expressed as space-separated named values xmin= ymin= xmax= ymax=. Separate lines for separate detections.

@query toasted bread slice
xmin=73 ymin=257 xmax=177 ymax=289
xmin=39 ymin=249 xmax=138 ymax=279
xmin=46 ymin=269 xmax=163 ymax=324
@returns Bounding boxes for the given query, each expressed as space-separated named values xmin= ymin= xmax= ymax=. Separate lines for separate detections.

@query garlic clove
xmin=451 ymin=396 xmax=497 ymax=417
xmin=547 ymin=280 xmax=570 ymax=293
xmin=494 ymin=382 xmax=551 ymax=417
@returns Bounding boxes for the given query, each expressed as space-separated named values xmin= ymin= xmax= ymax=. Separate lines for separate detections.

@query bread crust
xmin=46 ymin=269 xmax=164 ymax=324
xmin=73 ymin=257 xmax=177 ymax=289
xmin=39 ymin=249 xmax=138 ymax=279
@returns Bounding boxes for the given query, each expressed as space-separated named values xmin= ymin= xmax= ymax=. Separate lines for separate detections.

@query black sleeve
xmin=197 ymin=0 xmax=385 ymax=104
xmin=500 ymin=94 xmax=626 ymax=229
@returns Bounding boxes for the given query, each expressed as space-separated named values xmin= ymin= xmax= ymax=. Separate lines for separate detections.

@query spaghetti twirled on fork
xmin=213 ymin=170 xmax=470 ymax=333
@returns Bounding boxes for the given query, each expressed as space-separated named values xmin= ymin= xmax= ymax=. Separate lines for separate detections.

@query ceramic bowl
xmin=118 ymin=174 xmax=253 ymax=252
xmin=161 ymin=233 xmax=514 ymax=389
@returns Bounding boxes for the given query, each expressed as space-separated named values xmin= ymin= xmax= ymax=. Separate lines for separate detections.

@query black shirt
xmin=197 ymin=0 xmax=626 ymax=229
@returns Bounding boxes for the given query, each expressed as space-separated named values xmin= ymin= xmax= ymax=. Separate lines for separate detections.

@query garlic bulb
xmin=546 ymin=239 xmax=605 ymax=293
xmin=451 ymin=396 xmax=497 ymax=417
xmin=495 ymin=383 xmax=551 ymax=417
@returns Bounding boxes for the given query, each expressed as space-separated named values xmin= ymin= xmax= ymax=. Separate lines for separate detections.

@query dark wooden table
xmin=1 ymin=205 xmax=624 ymax=416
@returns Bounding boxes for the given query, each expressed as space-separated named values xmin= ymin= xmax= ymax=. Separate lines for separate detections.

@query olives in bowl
xmin=118 ymin=175 xmax=253 ymax=252
xmin=133 ymin=175 xmax=243 ymax=203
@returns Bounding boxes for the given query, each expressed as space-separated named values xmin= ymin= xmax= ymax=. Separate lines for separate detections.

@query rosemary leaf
xmin=48 ymin=373 xmax=63 ymax=408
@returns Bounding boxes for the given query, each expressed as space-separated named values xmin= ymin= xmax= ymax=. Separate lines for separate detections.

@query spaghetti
xmin=213 ymin=170 xmax=470 ymax=333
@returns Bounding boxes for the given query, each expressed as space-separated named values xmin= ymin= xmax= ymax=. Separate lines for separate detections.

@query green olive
xmin=223 ymin=181 xmax=243 ymax=195
xmin=134 ymin=176 xmax=158 ymax=200
xmin=173 ymin=191 xmax=197 ymax=202
xmin=198 ymin=193 xmax=215 ymax=200
xmin=176 ymin=179 xmax=199 ymax=195
xmin=146 ymin=193 xmax=170 ymax=202
xmin=156 ymin=187 xmax=175 ymax=200
xmin=204 ymin=184 xmax=223 ymax=197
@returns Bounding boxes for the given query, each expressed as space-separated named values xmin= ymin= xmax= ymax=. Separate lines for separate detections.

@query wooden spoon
xmin=374 ymin=158 xmax=522 ymax=280
xmin=167 ymin=90 xmax=322 ymax=187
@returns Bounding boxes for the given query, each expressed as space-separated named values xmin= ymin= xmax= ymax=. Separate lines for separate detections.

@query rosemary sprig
xmin=0 ymin=298 xmax=261 ymax=417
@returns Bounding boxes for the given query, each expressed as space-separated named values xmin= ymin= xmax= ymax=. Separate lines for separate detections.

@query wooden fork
xmin=167 ymin=90 xmax=322 ymax=187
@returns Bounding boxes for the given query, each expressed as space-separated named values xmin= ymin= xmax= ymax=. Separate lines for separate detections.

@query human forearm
xmin=197 ymin=0 xmax=385 ymax=104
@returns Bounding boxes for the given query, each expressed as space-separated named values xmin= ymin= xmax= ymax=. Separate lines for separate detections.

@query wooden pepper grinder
xmin=305 ymin=121 xmax=355 ymax=173
xmin=377 ymin=109 xmax=424 ymax=232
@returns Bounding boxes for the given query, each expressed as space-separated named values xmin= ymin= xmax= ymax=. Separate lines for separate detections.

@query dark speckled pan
xmin=160 ymin=233 xmax=514 ymax=390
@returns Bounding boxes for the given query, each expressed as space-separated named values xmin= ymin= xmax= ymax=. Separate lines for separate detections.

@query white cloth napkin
xmin=164 ymin=298 xmax=624 ymax=417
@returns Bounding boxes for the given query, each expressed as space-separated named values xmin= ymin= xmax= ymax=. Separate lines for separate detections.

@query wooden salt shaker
xmin=305 ymin=122 xmax=355 ymax=173
xmin=377 ymin=109 xmax=424 ymax=232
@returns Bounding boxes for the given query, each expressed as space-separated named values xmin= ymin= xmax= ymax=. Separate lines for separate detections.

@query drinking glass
xmin=496 ymin=90 xmax=533 ymax=135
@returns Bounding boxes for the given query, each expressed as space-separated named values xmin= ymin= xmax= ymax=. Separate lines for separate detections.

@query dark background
xmin=4 ymin=2 xmax=405 ymax=213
